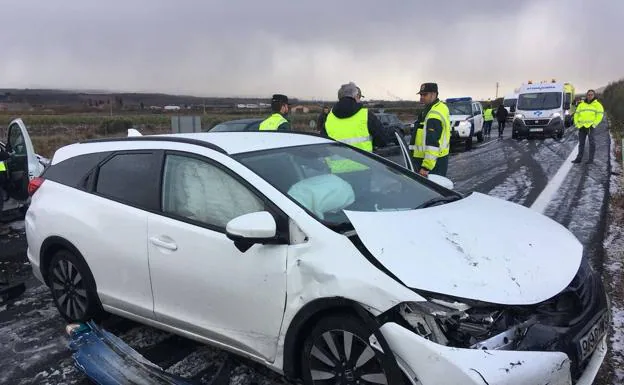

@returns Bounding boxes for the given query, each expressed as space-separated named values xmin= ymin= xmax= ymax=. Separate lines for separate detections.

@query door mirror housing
xmin=226 ymin=211 xmax=280 ymax=252
xmin=428 ymin=174 xmax=454 ymax=190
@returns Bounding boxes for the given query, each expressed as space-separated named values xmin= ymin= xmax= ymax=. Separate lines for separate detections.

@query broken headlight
xmin=398 ymin=300 xmax=536 ymax=351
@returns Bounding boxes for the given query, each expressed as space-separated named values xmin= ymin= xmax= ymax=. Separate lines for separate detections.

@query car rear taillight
xmin=28 ymin=177 xmax=45 ymax=196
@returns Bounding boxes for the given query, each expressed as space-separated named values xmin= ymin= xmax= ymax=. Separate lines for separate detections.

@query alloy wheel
xmin=308 ymin=329 xmax=388 ymax=385
xmin=51 ymin=259 xmax=88 ymax=320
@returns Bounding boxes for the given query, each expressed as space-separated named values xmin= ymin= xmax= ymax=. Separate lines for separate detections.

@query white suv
xmin=445 ymin=97 xmax=484 ymax=149
xmin=25 ymin=131 xmax=608 ymax=385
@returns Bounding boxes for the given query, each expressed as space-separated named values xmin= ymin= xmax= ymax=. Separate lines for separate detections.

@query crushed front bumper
xmin=380 ymin=322 xmax=607 ymax=385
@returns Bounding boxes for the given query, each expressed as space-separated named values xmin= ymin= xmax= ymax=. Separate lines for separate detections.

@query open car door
xmin=5 ymin=119 xmax=40 ymax=201
xmin=393 ymin=130 xmax=415 ymax=172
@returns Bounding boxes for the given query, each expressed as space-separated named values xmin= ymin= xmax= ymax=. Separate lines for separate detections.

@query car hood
xmin=344 ymin=192 xmax=583 ymax=305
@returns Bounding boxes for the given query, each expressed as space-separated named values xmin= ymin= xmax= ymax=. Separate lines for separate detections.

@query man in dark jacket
xmin=323 ymin=82 xmax=387 ymax=149
xmin=317 ymin=105 xmax=330 ymax=135
xmin=495 ymin=104 xmax=509 ymax=137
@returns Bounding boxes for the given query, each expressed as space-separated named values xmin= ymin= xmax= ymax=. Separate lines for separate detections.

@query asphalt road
xmin=0 ymin=122 xmax=616 ymax=385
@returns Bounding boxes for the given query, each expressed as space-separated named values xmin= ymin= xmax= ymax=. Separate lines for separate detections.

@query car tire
xmin=47 ymin=249 xmax=104 ymax=323
xmin=476 ymin=130 xmax=484 ymax=143
xmin=465 ymin=138 xmax=473 ymax=150
xmin=300 ymin=314 xmax=406 ymax=385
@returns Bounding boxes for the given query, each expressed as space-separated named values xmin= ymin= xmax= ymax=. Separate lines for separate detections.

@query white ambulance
xmin=512 ymin=82 xmax=568 ymax=140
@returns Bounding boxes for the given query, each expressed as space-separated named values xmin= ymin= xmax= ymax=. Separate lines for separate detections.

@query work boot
xmin=571 ymin=158 xmax=582 ymax=164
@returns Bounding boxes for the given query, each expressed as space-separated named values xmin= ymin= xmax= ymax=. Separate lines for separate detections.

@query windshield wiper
xmin=415 ymin=195 xmax=462 ymax=209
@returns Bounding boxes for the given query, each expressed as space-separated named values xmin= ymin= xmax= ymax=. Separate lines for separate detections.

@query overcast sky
xmin=1 ymin=0 xmax=622 ymax=101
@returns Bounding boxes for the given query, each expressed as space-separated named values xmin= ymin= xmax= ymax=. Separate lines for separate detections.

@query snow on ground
xmin=118 ymin=324 xmax=172 ymax=350
xmin=599 ymin=129 xmax=624 ymax=385
xmin=486 ymin=165 xmax=532 ymax=204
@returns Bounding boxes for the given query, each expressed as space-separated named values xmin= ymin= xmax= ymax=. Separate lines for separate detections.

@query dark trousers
xmin=484 ymin=121 xmax=493 ymax=135
xmin=497 ymin=120 xmax=506 ymax=135
xmin=575 ymin=127 xmax=596 ymax=161
xmin=413 ymin=155 xmax=449 ymax=177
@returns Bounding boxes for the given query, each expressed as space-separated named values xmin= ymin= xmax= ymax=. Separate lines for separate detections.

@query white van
xmin=512 ymin=82 xmax=568 ymax=140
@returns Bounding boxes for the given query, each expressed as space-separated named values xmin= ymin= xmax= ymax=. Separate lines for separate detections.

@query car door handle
xmin=149 ymin=236 xmax=178 ymax=251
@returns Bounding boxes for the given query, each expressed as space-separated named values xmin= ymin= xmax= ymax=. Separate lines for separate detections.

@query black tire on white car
xmin=300 ymin=314 xmax=405 ymax=385
xmin=476 ymin=130 xmax=484 ymax=143
xmin=47 ymin=249 xmax=104 ymax=323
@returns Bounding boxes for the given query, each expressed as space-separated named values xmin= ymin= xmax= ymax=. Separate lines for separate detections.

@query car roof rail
xmin=79 ymin=136 xmax=229 ymax=155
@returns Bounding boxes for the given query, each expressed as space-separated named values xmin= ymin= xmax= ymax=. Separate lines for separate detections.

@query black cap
xmin=271 ymin=94 xmax=289 ymax=104
xmin=418 ymin=83 xmax=438 ymax=94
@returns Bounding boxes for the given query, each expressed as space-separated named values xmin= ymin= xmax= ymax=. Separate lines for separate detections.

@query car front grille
xmin=524 ymin=119 xmax=550 ymax=126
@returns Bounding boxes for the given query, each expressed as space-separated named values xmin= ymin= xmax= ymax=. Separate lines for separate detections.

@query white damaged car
xmin=25 ymin=131 xmax=608 ymax=385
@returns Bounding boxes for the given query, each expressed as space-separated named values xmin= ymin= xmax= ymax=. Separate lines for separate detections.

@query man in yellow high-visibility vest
xmin=572 ymin=89 xmax=604 ymax=164
xmin=259 ymin=94 xmax=291 ymax=131
xmin=410 ymin=83 xmax=451 ymax=177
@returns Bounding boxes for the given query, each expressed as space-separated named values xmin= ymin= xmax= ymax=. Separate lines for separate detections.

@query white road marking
xmin=530 ymin=143 xmax=579 ymax=213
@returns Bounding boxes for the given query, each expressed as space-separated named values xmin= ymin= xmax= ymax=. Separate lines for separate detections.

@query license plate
xmin=578 ymin=312 xmax=609 ymax=362
xmin=529 ymin=128 xmax=543 ymax=132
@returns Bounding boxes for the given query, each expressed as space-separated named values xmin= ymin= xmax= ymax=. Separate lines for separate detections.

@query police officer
xmin=324 ymin=82 xmax=386 ymax=151
xmin=483 ymin=104 xmax=494 ymax=136
xmin=572 ymin=89 xmax=604 ymax=164
xmin=0 ymin=147 xmax=9 ymax=236
xmin=259 ymin=94 xmax=291 ymax=131
xmin=411 ymin=83 xmax=451 ymax=177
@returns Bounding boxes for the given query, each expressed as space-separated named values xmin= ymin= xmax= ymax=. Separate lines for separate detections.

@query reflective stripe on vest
xmin=259 ymin=113 xmax=288 ymax=131
xmin=0 ymin=160 xmax=6 ymax=173
xmin=413 ymin=101 xmax=451 ymax=168
xmin=324 ymin=108 xmax=373 ymax=152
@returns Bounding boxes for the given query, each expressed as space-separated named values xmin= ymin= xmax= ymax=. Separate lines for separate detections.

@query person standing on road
xmin=572 ymin=89 xmax=604 ymax=164
xmin=0 ymin=147 xmax=10 ymax=236
xmin=410 ymin=83 xmax=451 ymax=177
xmin=323 ymin=82 xmax=386 ymax=151
xmin=317 ymin=105 xmax=330 ymax=136
xmin=483 ymin=105 xmax=494 ymax=136
xmin=496 ymin=104 xmax=508 ymax=137
xmin=259 ymin=94 xmax=291 ymax=131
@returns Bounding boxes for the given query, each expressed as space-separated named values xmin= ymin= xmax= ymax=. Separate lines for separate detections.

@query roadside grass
xmin=602 ymin=79 xmax=624 ymax=189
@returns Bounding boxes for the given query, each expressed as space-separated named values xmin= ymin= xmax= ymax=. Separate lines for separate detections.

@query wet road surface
xmin=0 ymin=122 xmax=615 ymax=384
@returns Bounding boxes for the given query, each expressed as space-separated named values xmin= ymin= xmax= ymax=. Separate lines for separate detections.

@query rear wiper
xmin=415 ymin=195 xmax=462 ymax=209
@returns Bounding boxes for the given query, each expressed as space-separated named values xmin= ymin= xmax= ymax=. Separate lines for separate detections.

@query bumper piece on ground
xmin=380 ymin=322 xmax=606 ymax=385
xmin=67 ymin=321 xmax=196 ymax=385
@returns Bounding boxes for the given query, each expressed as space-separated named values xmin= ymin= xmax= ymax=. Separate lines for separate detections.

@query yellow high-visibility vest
xmin=259 ymin=113 xmax=288 ymax=131
xmin=574 ymin=100 xmax=604 ymax=129
xmin=412 ymin=100 xmax=451 ymax=171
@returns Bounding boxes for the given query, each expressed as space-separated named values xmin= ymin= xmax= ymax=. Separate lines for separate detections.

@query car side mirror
xmin=428 ymin=174 xmax=454 ymax=190
xmin=226 ymin=211 xmax=280 ymax=252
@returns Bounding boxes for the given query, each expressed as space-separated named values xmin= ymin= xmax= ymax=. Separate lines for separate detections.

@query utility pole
xmin=495 ymin=82 xmax=499 ymax=99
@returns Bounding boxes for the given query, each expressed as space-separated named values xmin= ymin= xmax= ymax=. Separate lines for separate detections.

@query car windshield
xmin=448 ymin=102 xmax=472 ymax=115
xmin=517 ymin=92 xmax=562 ymax=110
xmin=209 ymin=121 xmax=254 ymax=132
xmin=234 ymin=143 xmax=448 ymax=229
xmin=503 ymin=98 xmax=517 ymax=107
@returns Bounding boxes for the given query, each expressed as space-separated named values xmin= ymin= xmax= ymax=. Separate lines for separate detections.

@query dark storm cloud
xmin=0 ymin=0 xmax=622 ymax=99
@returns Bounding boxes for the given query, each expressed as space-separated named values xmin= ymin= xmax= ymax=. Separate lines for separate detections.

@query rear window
xmin=94 ymin=152 xmax=160 ymax=210
xmin=43 ymin=152 xmax=112 ymax=189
